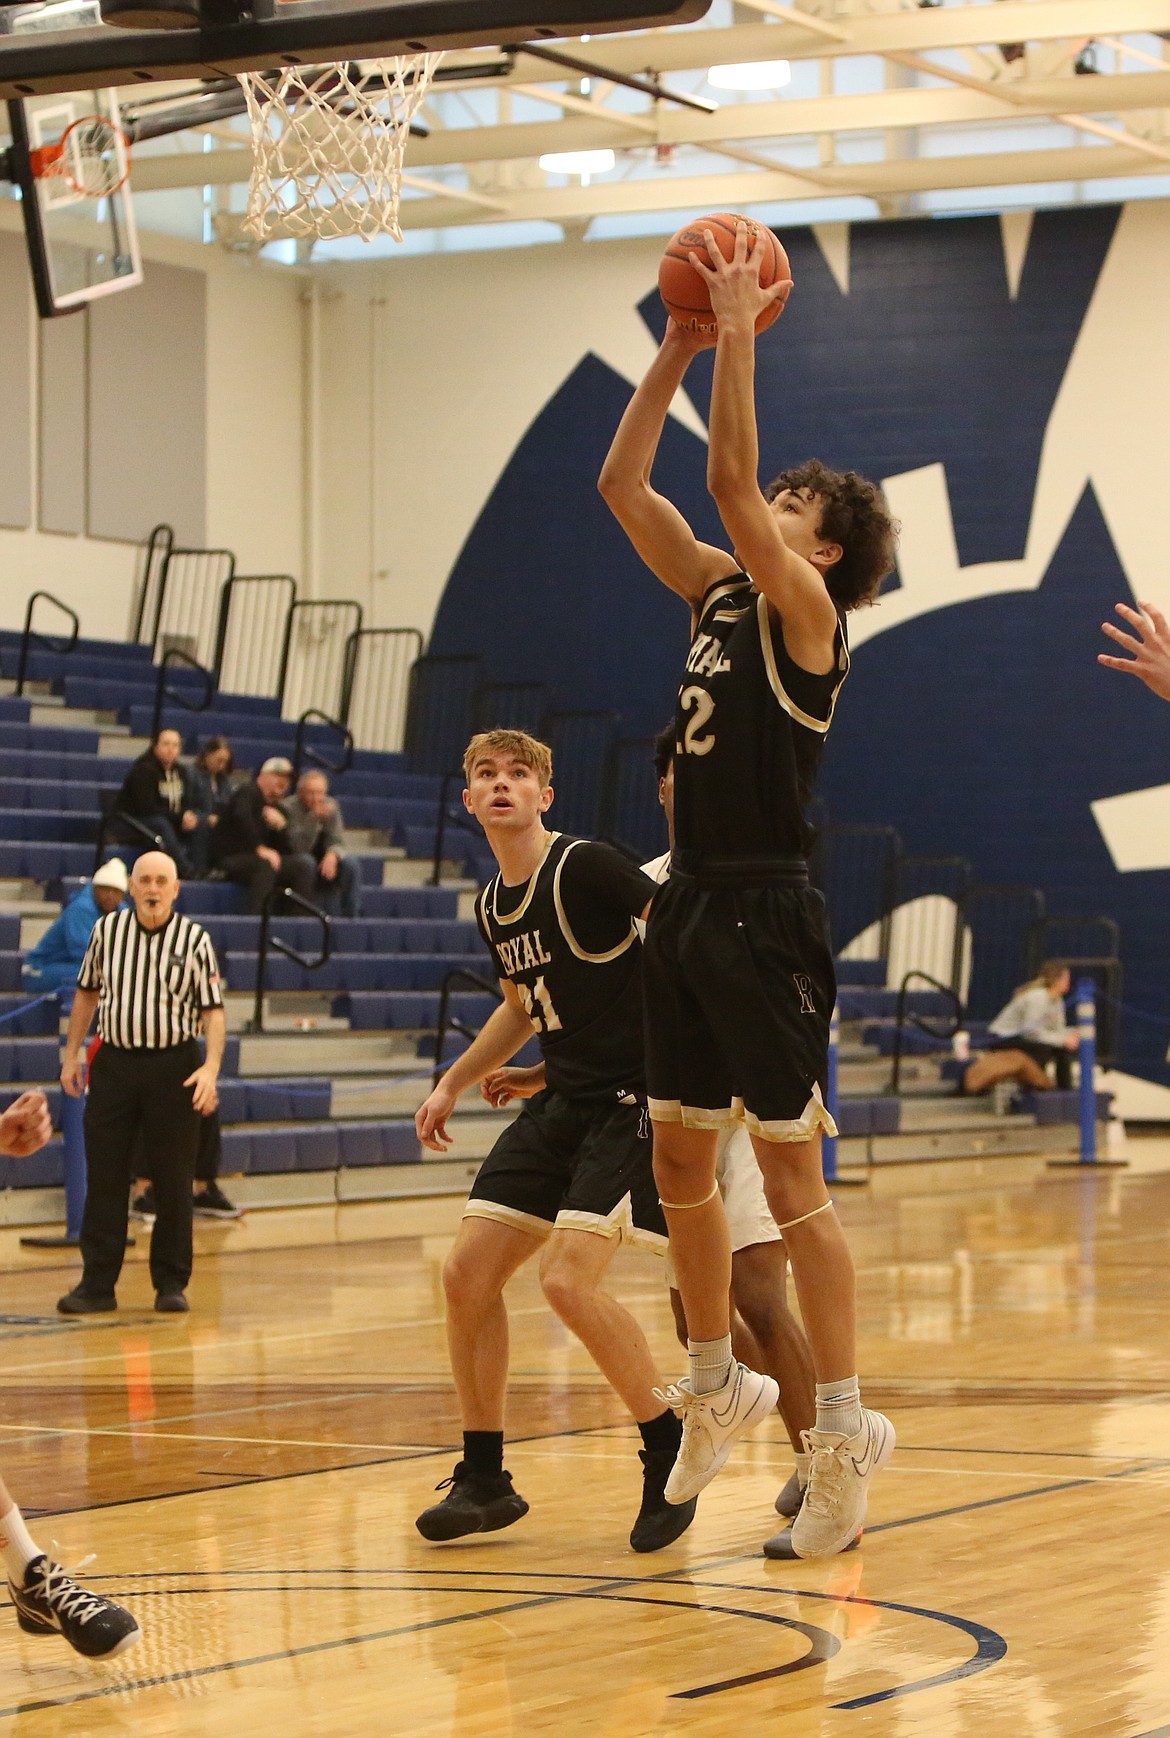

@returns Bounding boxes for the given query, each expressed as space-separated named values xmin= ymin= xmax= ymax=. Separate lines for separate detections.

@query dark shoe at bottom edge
xmin=57 ymin=1288 xmax=116 ymax=1316
xmin=9 ymin=1555 xmax=141 ymax=1660
xmin=154 ymin=1291 xmax=189 ymax=1314
xmin=415 ymin=1462 xmax=529 ymax=1542
xmin=763 ymin=1523 xmax=862 ymax=1561
xmin=630 ymin=1447 xmax=697 ymax=1553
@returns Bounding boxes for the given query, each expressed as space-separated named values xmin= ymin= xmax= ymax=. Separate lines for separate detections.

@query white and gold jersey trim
xmin=755 ymin=592 xmax=849 ymax=737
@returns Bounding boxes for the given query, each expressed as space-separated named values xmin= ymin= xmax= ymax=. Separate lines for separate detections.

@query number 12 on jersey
xmin=517 ymin=977 xmax=562 ymax=1032
xmin=680 ymin=686 xmax=715 ymax=756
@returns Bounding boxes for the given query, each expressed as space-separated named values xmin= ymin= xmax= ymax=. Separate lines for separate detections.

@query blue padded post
xmin=1077 ymin=978 xmax=1097 ymax=1165
xmin=60 ymin=1086 xmax=87 ymax=1239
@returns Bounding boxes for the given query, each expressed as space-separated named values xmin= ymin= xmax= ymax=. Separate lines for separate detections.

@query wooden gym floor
xmin=0 ymin=1142 xmax=1168 ymax=1736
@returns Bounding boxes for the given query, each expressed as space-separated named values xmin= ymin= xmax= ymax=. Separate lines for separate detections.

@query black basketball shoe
xmin=9 ymin=1555 xmax=141 ymax=1659
xmin=629 ymin=1448 xmax=698 ymax=1553
xmin=415 ymin=1462 xmax=529 ymax=1542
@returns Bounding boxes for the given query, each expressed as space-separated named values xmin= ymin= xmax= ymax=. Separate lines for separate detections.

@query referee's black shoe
xmin=154 ymin=1292 xmax=189 ymax=1313
xmin=9 ymin=1554 xmax=141 ymax=1659
xmin=630 ymin=1449 xmax=698 ymax=1553
xmin=57 ymin=1287 xmax=116 ymax=1316
xmin=415 ymin=1462 xmax=529 ymax=1542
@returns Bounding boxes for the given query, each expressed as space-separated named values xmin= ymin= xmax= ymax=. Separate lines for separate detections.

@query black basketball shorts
xmin=465 ymin=1090 xmax=667 ymax=1251
xmin=643 ymin=875 xmax=838 ymax=1142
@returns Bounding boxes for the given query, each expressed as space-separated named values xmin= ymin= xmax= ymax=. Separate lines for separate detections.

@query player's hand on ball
xmin=416 ymin=1086 xmax=457 ymax=1151
xmin=0 ymin=1091 xmax=53 ymax=1158
xmin=690 ymin=220 xmax=793 ymax=331
xmin=480 ymin=1066 xmax=545 ymax=1109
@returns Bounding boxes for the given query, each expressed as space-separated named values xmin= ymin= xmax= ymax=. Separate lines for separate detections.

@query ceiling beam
xmin=130 ymin=62 xmax=1170 ymax=188
xmin=381 ymin=141 xmax=1164 ymax=229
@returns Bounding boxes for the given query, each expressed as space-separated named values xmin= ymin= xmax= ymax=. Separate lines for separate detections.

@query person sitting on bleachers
xmin=21 ymin=859 xmax=129 ymax=994
xmin=280 ymin=770 xmax=362 ymax=918
xmin=209 ymin=757 xmax=317 ymax=914
xmin=188 ymin=737 xmax=238 ymax=877
xmin=962 ymin=961 xmax=1078 ymax=1097
xmin=114 ymin=728 xmax=202 ymax=878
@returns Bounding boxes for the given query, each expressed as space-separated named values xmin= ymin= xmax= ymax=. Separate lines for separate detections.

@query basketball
xmin=659 ymin=212 xmax=789 ymax=337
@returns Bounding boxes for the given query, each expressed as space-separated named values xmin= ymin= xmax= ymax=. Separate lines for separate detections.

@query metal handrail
xmin=14 ymin=591 xmax=80 ymax=697
xmin=292 ymin=708 xmax=353 ymax=779
xmin=889 ymin=969 xmax=965 ymax=1095
xmin=130 ymin=524 xmax=174 ymax=644
xmin=92 ymin=809 xmax=166 ymax=877
xmin=277 ymin=598 xmax=364 ymax=716
xmin=249 ymin=888 xmax=332 ymax=1033
xmin=150 ymin=647 xmax=214 ymax=742
xmin=145 ymin=543 xmax=237 ymax=658
xmin=432 ymin=967 xmax=502 ymax=1087
xmin=430 ymin=768 xmax=469 ymax=887
xmin=212 ymin=572 xmax=296 ymax=689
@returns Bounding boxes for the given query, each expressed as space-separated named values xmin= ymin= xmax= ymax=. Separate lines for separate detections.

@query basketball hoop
xmin=28 ymin=113 xmax=131 ymax=198
xmin=237 ymin=55 xmax=442 ymax=244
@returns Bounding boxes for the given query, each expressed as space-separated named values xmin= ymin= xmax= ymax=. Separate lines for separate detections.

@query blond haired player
xmin=414 ymin=730 xmax=694 ymax=1553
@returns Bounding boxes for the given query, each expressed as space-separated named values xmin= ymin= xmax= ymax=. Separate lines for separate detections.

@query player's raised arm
xmin=598 ymin=323 xmax=739 ymax=606
xmin=689 ymin=224 xmax=840 ymax=669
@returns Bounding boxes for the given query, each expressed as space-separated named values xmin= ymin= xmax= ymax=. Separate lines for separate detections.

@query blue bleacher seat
xmin=338 ymin=1122 xmax=382 ymax=1167
xmin=295 ymin=1126 xmax=340 ymax=1171
xmin=221 ymin=1127 xmax=252 ymax=1173
xmin=248 ymin=1128 xmax=297 ymax=1173
xmin=6 ymin=1139 xmax=64 ymax=1188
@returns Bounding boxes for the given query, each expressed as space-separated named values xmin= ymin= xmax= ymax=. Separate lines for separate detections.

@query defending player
xmin=0 ymin=1090 xmax=141 ymax=1659
xmin=598 ymin=222 xmax=899 ymax=1557
xmin=644 ymin=724 xmax=816 ymax=1543
xmin=413 ymin=729 xmax=695 ymax=1554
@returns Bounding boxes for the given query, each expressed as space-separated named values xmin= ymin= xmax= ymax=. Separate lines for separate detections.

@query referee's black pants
xmin=81 ymin=1039 xmax=202 ymax=1298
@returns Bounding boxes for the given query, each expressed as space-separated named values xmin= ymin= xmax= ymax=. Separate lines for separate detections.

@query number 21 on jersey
xmin=517 ymin=977 xmax=562 ymax=1033
xmin=679 ymin=685 xmax=715 ymax=756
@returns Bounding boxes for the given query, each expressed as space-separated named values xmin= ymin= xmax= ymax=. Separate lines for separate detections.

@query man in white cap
xmin=22 ymin=860 xmax=129 ymax=994
xmin=208 ymin=757 xmax=316 ymax=913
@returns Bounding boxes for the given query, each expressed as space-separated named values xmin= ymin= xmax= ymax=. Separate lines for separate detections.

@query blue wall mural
xmin=431 ymin=202 xmax=1170 ymax=1083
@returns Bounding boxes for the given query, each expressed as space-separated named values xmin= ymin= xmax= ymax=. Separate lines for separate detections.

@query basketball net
xmin=237 ymin=55 xmax=442 ymax=243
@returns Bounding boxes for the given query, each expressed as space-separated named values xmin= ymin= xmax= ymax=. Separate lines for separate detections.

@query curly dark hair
xmin=764 ymin=459 xmax=899 ymax=611
xmin=652 ymin=722 xmax=676 ymax=781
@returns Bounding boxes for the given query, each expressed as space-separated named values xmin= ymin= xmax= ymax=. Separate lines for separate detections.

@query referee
xmin=57 ymin=851 xmax=226 ymax=1316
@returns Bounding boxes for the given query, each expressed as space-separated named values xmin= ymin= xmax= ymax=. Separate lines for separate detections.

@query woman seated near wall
xmin=963 ymin=961 xmax=1078 ymax=1097
xmin=189 ymin=737 xmax=238 ymax=876
xmin=113 ymin=727 xmax=202 ymax=878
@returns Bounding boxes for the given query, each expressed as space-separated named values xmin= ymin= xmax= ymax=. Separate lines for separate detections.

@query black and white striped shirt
xmin=78 ymin=909 xmax=224 ymax=1049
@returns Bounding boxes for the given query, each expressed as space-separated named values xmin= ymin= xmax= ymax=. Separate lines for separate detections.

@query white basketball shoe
xmin=790 ymin=1408 xmax=896 ymax=1558
xmin=655 ymin=1363 xmax=780 ymax=1505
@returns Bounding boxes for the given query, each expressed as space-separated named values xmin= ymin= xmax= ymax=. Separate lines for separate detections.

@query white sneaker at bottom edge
xmin=790 ymin=1408 xmax=895 ymax=1558
xmin=654 ymin=1363 xmax=780 ymax=1505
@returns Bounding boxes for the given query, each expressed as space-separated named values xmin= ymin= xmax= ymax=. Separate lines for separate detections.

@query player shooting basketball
xmin=599 ymin=218 xmax=899 ymax=1558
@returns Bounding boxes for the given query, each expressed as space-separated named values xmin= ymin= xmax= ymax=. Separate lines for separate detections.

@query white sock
xmin=795 ymin=1450 xmax=811 ymax=1490
xmin=0 ymin=1504 xmax=41 ymax=1582
xmin=688 ymin=1334 xmax=733 ymax=1397
xmin=815 ymin=1378 xmax=862 ymax=1439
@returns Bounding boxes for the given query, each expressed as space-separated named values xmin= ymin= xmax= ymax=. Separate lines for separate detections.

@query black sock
xmin=463 ymin=1430 xmax=504 ymax=1478
xmin=638 ymin=1409 xmax=682 ymax=1456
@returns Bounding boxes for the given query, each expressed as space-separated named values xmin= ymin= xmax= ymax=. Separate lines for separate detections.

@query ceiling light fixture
xmin=538 ymin=148 xmax=616 ymax=176
xmin=707 ymin=59 xmax=791 ymax=91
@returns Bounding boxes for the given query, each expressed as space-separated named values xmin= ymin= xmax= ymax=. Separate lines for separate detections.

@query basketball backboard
xmin=5 ymin=78 xmax=142 ymax=316
xmin=0 ymin=0 xmax=711 ymax=102
xmin=3 ymin=3 xmax=142 ymax=317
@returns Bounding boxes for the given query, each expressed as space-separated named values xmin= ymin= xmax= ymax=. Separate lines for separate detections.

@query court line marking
xmin=0 ymin=1570 xmax=1002 ymax=1720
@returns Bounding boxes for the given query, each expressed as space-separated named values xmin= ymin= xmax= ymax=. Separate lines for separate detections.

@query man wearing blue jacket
xmin=22 ymin=861 xmax=129 ymax=994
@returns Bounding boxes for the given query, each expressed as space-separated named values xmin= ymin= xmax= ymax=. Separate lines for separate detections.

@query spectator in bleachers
xmin=115 ymin=728 xmax=202 ymax=878
xmin=21 ymin=859 xmax=129 ymax=994
xmin=986 ymin=961 xmax=1077 ymax=1089
xmin=209 ymin=757 xmax=317 ymax=914
xmin=281 ymin=770 xmax=362 ymax=918
xmin=188 ymin=737 xmax=238 ymax=877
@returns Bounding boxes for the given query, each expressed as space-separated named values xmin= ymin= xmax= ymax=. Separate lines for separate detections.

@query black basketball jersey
xmin=476 ymin=832 xmax=657 ymax=1100
xmin=672 ymin=573 xmax=849 ymax=862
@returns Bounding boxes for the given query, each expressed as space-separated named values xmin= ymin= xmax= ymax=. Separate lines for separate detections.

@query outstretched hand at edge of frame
xmin=1099 ymin=600 xmax=1170 ymax=702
